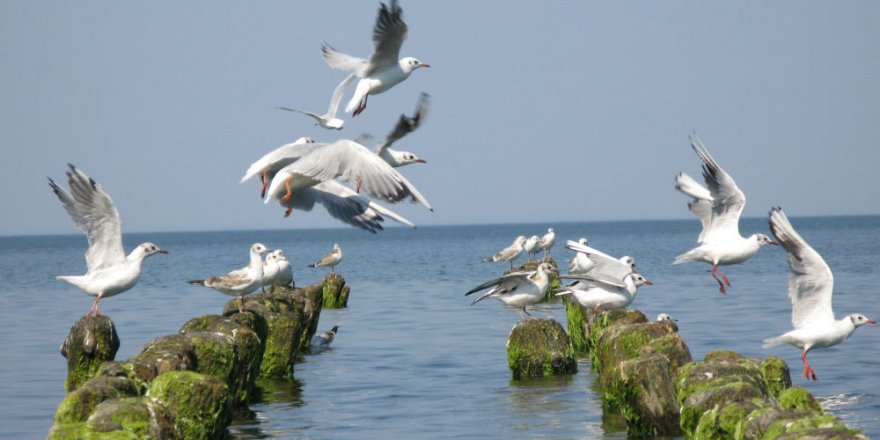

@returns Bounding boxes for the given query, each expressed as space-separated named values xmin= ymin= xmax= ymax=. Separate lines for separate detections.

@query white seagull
xmin=49 ymin=164 xmax=168 ymax=318
xmin=556 ymin=273 xmax=652 ymax=312
xmin=241 ymin=136 xmax=318 ymax=198
xmin=374 ymin=92 xmax=430 ymax=167
xmin=762 ymin=207 xmax=875 ymax=381
xmin=568 ymin=238 xmax=594 ymax=274
xmin=538 ymin=228 xmax=556 ymax=259
xmin=308 ymin=243 xmax=343 ymax=273
xmin=264 ymin=138 xmax=433 ymax=216
xmin=262 ymin=249 xmax=293 ymax=291
xmin=466 ymin=262 xmax=555 ymax=320
xmin=276 ymin=74 xmax=355 ymax=130
xmin=565 ymin=239 xmax=636 ymax=286
xmin=322 ymin=0 xmax=429 ymax=116
xmin=674 ymin=134 xmax=779 ymax=293
xmin=656 ymin=313 xmax=678 ymax=322
xmin=523 ymin=235 xmax=542 ymax=261
xmin=188 ymin=243 xmax=272 ymax=313
xmin=483 ymin=235 xmax=527 ymax=270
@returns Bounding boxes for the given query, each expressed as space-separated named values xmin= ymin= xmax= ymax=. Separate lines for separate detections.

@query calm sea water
xmin=1 ymin=217 xmax=878 ymax=438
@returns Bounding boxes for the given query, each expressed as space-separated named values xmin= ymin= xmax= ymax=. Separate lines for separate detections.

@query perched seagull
xmin=49 ymin=164 xmax=168 ymax=318
xmin=241 ymin=136 xmax=318 ymax=198
xmin=264 ymin=139 xmax=433 ymax=216
xmin=483 ymin=235 xmax=527 ymax=270
xmin=374 ymin=92 xmax=430 ymax=167
xmin=322 ymin=0 xmax=429 ymax=116
xmin=262 ymin=249 xmax=293 ymax=291
xmin=674 ymin=134 xmax=779 ymax=294
xmin=762 ymin=207 xmax=875 ymax=381
xmin=556 ymin=273 xmax=652 ymax=312
xmin=539 ymin=228 xmax=556 ymax=259
xmin=309 ymin=243 xmax=343 ymax=273
xmin=188 ymin=243 xmax=272 ymax=313
xmin=568 ymin=238 xmax=594 ymax=274
xmin=656 ymin=313 xmax=678 ymax=322
xmin=565 ymin=239 xmax=636 ymax=286
xmin=466 ymin=262 xmax=555 ymax=320
xmin=311 ymin=325 xmax=339 ymax=349
xmin=523 ymin=235 xmax=542 ymax=261
xmin=276 ymin=74 xmax=355 ymax=130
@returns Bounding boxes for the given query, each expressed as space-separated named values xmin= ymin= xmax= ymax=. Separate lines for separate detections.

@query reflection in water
xmin=229 ymin=378 xmax=305 ymax=439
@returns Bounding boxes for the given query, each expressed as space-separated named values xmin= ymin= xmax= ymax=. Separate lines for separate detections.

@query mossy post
xmin=60 ymin=315 xmax=120 ymax=392
xmin=506 ymin=319 xmax=577 ymax=380
xmin=562 ymin=295 xmax=589 ymax=353
xmin=321 ymin=272 xmax=349 ymax=308
xmin=225 ymin=293 xmax=303 ymax=379
xmin=49 ymin=396 xmax=179 ymax=439
xmin=147 ymin=371 xmax=231 ymax=439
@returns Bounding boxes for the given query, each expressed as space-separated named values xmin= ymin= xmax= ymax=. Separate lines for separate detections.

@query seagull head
xmin=619 ymin=256 xmax=636 ymax=270
xmin=632 ymin=273 xmax=653 ymax=287
xmin=391 ymin=150 xmax=426 ymax=166
xmin=138 ymin=242 xmax=169 ymax=257
xmin=656 ymin=313 xmax=678 ymax=322
xmin=252 ymin=243 xmax=272 ymax=255
xmin=849 ymin=313 xmax=877 ymax=327
xmin=754 ymin=234 xmax=780 ymax=246
xmin=400 ymin=57 xmax=430 ymax=73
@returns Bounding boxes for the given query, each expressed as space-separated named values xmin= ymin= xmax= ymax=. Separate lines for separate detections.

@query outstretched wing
xmin=241 ymin=138 xmax=322 ymax=184
xmin=465 ymin=270 xmax=532 ymax=296
xmin=768 ymin=207 xmax=835 ymax=329
xmin=374 ymin=92 xmax=430 ymax=154
xmin=368 ymin=0 xmax=408 ymax=71
xmin=279 ymin=180 xmax=415 ymax=232
xmin=564 ymin=240 xmax=632 ymax=284
xmin=321 ymin=43 xmax=370 ymax=77
xmin=690 ymin=134 xmax=746 ymax=243
xmin=49 ymin=164 xmax=126 ymax=272
xmin=675 ymin=172 xmax=713 ymax=242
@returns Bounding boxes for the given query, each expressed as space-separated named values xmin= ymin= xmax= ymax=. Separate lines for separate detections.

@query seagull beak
xmin=769 ymin=241 xmax=781 ymax=246
xmin=868 ymin=319 xmax=877 ymax=324
xmin=644 ymin=280 xmax=654 ymax=286
xmin=158 ymin=249 xmax=169 ymax=254
xmin=418 ymin=63 xmax=430 ymax=68
xmin=415 ymin=159 xmax=427 ymax=163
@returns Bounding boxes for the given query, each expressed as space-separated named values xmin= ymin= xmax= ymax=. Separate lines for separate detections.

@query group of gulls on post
xmin=466 ymin=134 xmax=874 ymax=381
xmin=46 ymin=0 xmax=873 ymax=383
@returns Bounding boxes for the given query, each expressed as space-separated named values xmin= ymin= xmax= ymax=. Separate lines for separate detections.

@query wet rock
xmin=60 ymin=315 xmax=120 ymax=392
xmin=610 ymin=353 xmax=681 ymax=436
xmin=147 ymin=371 xmax=231 ymax=439
xmin=49 ymin=396 xmax=180 ymax=439
xmin=276 ymin=284 xmax=324 ymax=354
xmin=694 ymin=399 xmax=765 ymax=439
xmin=506 ymin=319 xmax=577 ymax=380
xmin=180 ymin=314 xmax=264 ymax=409
xmin=225 ymin=293 xmax=303 ymax=379
xmin=593 ymin=321 xmax=691 ymax=380
xmin=52 ymin=376 xmax=138 ymax=426
xmin=183 ymin=330 xmax=238 ymax=385
xmin=587 ymin=309 xmax=648 ymax=367
xmin=320 ymin=272 xmax=350 ymax=309
xmin=777 ymin=387 xmax=822 ymax=414
xmin=760 ymin=355 xmax=793 ymax=400
xmin=738 ymin=406 xmax=862 ymax=440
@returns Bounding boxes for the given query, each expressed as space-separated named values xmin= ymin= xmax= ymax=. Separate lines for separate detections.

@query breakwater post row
xmin=505 ymin=296 xmax=867 ymax=438
xmin=49 ymin=274 xmax=347 ymax=439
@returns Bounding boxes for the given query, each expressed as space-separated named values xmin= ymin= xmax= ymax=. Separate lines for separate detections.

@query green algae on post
xmin=506 ymin=319 xmax=576 ymax=380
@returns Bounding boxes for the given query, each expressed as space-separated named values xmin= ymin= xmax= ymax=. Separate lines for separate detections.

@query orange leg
xmin=710 ymin=265 xmax=727 ymax=294
xmin=355 ymin=175 xmax=362 ymax=194
xmin=282 ymin=178 xmax=294 ymax=217
xmin=260 ymin=169 xmax=270 ymax=199
xmin=237 ymin=296 xmax=244 ymax=314
xmin=801 ymin=350 xmax=819 ymax=381
xmin=86 ymin=296 xmax=101 ymax=318
xmin=353 ymin=94 xmax=369 ymax=116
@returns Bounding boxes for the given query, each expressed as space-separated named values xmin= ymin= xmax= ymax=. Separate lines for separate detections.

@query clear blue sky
xmin=2 ymin=1 xmax=879 ymax=236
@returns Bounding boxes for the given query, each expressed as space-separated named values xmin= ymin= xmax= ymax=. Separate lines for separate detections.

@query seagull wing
xmin=321 ymin=43 xmax=370 ymax=76
xmin=367 ymin=0 xmax=408 ymax=71
xmin=564 ymin=240 xmax=632 ymax=283
xmin=374 ymin=92 xmax=430 ymax=154
xmin=690 ymin=134 xmax=746 ymax=243
xmin=241 ymin=139 xmax=323 ymax=183
xmin=465 ymin=270 xmax=533 ymax=296
xmin=768 ymin=207 xmax=835 ymax=329
xmin=278 ymin=180 xmax=414 ymax=232
xmin=326 ymin=73 xmax=356 ymax=118
xmin=49 ymin=164 xmax=126 ymax=272
xmin=675 ymin=172 xmax=714 ymax=242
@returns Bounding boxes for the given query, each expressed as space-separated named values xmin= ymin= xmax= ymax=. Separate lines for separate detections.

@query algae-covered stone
xmin=562 ymin=295 xmax=589 ymax=354
xmin=587 ymin=309 xmax=648 ymax=367
xmin=278 ymin=284 xmax=324 ymax=354
xmin=739 ymin=407 xmax=858 ymax=440
xmin=778 ymin=387 xmax=822 ymax=414
xmin=593 ymin=321 xmax=687 ymax=379
xmin=693 ymin=399 xmax=764 ymax=439
xmin=506 ymin=319 xmax=577 ymax=380
xmin=321 ymin=272 xmax=349 ymax=308
xmin=760 ymin=355 xmax=792 ymax=400
xmin=50 ymin=396 xmax=180 ymax=439
xmin=224 ymin=293 xmax=303 ymax=379
xmin=52 ymin=376 xmax=139 ymax=425
xmin=183 ymin=330 xmax=238 ymax=385
xmin=147 ymin=371 xmax=231 ymax=439
xmin=60 ymin=315 xmax=120 ymax=392
xmin=610 ymin=353 xmax=681 ymax=436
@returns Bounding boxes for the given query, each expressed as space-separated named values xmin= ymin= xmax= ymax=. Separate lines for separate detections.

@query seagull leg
xmin=710 ymin=265 xmax=727 ymax=294
xmin=353 ymin=94 xmax=369 ymax=116
xmin=355 ymin=175 xmax=362 ymax=194
xmin=86 ymin=296 xmax=100 ymax=318
xmin=801 ymin=350 xmax=819 ymax=381
xmin=282 ymin=178 xmax=294 ymax=218
xmin=260 ymin=168 xmax=270 ymax=199
xmin=237 ymin=296 xmax=244 ymax=314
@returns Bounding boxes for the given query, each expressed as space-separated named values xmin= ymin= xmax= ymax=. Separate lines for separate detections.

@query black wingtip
xmin=187 ymin=279 xmax=205 ymax=285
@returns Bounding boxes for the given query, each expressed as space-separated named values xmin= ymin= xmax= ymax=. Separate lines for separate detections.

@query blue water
xmin=1 ymin=217 xmax=878 ymax=438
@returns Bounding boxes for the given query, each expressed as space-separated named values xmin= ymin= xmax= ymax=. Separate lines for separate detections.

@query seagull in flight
xmin=374 ymin=92 xmax=430 ymax=167
xmin=322 ymin=0 xmax=429 ymax=116
xmin=762 ymin=207 xmax=875 ymax=381
xmin=276 ymin=73 xmax=355 ymax=130
xmin=674 ymin=134 xmax=778 ymax=294
xmin=49 ymin=164 xmax=168 ymax=317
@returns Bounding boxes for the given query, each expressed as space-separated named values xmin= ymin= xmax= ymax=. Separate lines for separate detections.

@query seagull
xmin=49 ymin=164 xmax=168 ymax=318
xmin=188 ymin=243 xmax=272 ymax=313
xmin=656 ymin=313 xmax=677 ymax=322
xmin=762 ymin=207 xmax=875 ymax=381
xmin=311 ymin=325 xmax=339 ymax=349
xmin=556 ymin=273 xmax=652 ymax=312
xmin=568 ymin=238 xmax=594 ymax=274
xmin=322 ymin=0 xmax=429 ymax=116
xmin=261 ymin=249 xmax=293 ymax=291
xmin=674 ymin=134 xmax=779 ymax=294
xmin=276 ymin=74 xmax=355 ymax=130
xmin=565 ymin=239 xmax=636 ymax=286
xmin=241 ymin=136 xmax=318 ymax=198
xmin=483 ymin=235 xmax=527 ymax=270
xmin=539 ymin=228 xmax=556 ymax=259
xmin=308 ymin=243 xmax=343 ymax=273
xmin=465 ymin=262 xmax=555 ymax=320
xmin=523 ymin=235 xmax=542 ymax=261
xmin=374 ymin=92 xmax=430 ymax=167
xmin=264 ymin=138 xmax=433 ymax=217
xmin=261 ymin=251 xmax=281 ymax=292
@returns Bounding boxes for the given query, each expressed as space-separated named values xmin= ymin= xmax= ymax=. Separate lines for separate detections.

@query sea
xmin=1 ymin=217 xmax=878 ymax=439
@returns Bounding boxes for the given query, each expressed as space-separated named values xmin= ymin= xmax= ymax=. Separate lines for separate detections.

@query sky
xmin=1 ymin=1 xmax=879 ymax=236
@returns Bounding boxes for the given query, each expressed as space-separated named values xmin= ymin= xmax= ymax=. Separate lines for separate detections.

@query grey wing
xmin=564 ymin=240 xmax=631 ymax=283
xmin=374 ymin=92 xmax=430 ymax=154
xmin=768 ymin=207 xmax=835 ymax=329
xmin=321 ymin=43 xmax=369 ymax=76
xmin=241 ymin=139 xmax=323 ymax=183
xmin=465 ymin=271 xmax=532 ymax=296
xmin=559 ymin=273 xmax=625 ymax=289
xmin=690 ymin=134 xmax=746 ymax=242
xmin=49 ymin=164 xmax=126 ymax=272
xmin=310 ymin=180 xmax=415 ymax=231
xmin=367 ymin=0 xmax=408 ymax=71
